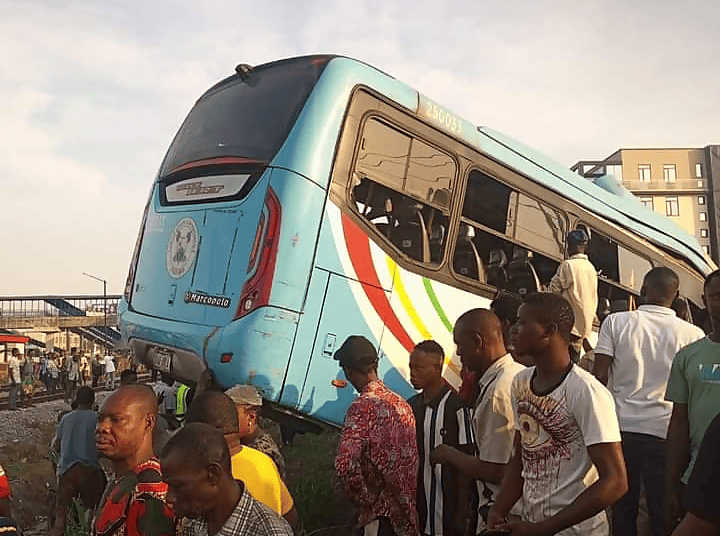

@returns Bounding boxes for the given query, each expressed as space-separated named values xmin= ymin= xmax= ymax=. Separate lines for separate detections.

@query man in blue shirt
xmin=50 ymin=386 xmax=106 ymax=536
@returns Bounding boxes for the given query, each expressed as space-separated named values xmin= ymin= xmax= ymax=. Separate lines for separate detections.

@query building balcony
xmin=624 ymin=179 xmax=705 ymax=192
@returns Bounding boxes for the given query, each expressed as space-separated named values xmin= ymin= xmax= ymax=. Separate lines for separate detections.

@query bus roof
xmin=267 ymin=55 xmax=713 ymax=276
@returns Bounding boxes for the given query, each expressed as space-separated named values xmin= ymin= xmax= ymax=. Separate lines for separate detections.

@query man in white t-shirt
xmin=431 ymin=308 xmax=525 ymax=533
xmin=103 ymin=354 xmax=115 ymax=389
xmin=547 ymin=229 xmax=598 ymax=359
xmin=593 ymin=267 xmax=704 ymax=536
xmin=488 ymin=292 xmax=627 ymax=536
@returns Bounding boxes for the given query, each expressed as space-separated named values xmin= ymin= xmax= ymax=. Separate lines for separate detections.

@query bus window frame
xmin=574 ymin=219 xmax=654 ymax=297
xmin=345 ymin=110 xmax=461 ymax=273
xmin=449 ymin=165 xmax=569 ymax=291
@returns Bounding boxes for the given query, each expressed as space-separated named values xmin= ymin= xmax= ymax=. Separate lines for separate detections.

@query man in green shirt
xmin=664 ymin=269 xmax=720 ymax=534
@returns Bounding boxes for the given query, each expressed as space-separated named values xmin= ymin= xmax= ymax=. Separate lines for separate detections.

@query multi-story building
xmin=572 ymin=146 xmax=720 ymax=262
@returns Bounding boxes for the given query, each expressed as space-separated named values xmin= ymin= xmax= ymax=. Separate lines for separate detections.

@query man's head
xmin=161 ymin=423 xmax=233 ymax=519
xmin=75 ymin=386 xmax=95 ymax=408
xmin=511 ymin=293 xmax=574 ymax=358
xmin=641 ymin=266 xmax=680 ymax=307
xmin=225 ymin=385 xmax=262 ymax=438
xmin=333 ymin=336 xmax=379 ymax=392
xmin=490 ymin=293 xmax=523 ymax=348
xmin=409 ymin=340 xmax=444 ymax=391
xmin=453 ymin=308 xmax=506 ymax=374
xmin=703 ymin=269 xmax=720 ymax=324
xmin=185 ymin=391 xmax=239 ymax=435
xmin=11 ymin=348 xmax=18 ymax=357
xmin=120 ymin=369 xmax=138 ymax=386
xmin=96 ymin=384 xmax=158 ymax=462
xmin=567 ymin=229 xmax=589 ymax=256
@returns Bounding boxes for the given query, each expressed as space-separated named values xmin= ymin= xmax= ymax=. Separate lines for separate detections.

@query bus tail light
xmin=236 ymin=187 xmax=281 ymax=318
xmin=124 ymin=192 xmax=152 ymax=303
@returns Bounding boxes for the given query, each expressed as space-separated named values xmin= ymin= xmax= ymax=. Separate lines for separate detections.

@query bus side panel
xmin=278 ymin=267 xmax=331 ymax=409
xmin=205 ymin=306 xmax=300 ymax=402
xmin=296 ymin=272 xmax=394 ymax=426
xmin=266 ymin=169 xmax=327 ymax=311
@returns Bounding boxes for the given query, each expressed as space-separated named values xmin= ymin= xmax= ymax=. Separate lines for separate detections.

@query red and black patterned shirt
xmin=93 ymin=458 xmax=177 ymax=536
xmin=335 ymin=380 xmax=419 ymax=536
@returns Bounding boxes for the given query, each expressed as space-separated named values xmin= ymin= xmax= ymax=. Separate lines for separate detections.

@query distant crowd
xmin=0 ymin=229 xmax=719 ymax=536
xmin=5 ymin=348 xmax=119 ymax=409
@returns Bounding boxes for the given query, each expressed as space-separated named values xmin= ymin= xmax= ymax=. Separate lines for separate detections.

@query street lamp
xmin=83 ymin=272 xmax=107 ymax=328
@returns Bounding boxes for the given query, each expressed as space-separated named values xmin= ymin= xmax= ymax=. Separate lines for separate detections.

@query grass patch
xmin=283 ymin=429 xmax=353 ymax=534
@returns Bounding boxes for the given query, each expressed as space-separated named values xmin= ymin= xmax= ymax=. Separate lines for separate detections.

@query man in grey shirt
xmin=50 ymin=387 xmax=106 ymax=536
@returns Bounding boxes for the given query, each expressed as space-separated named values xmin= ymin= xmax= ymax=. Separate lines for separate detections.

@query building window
xmin=638 ymin=164 xmax=651 ymax=182
xmin=700 ymin=211 xmax=708 ymax=221
xmin=666 ymin=196 xmax=679 ymax=217
xmin=696 ymin=163 xmax=703 ymax=178
xmin=699 ymin=195 xmax=706 ymax=205
xmin=702 ymin=245 xmax=710 ymax=255
xmin=639 ymin=196 xmax=654 ymax=210
xmin=663 ymin=164 xmax=677 ymax=183
xmin=700 ymin=228 xmax=709 ymax=238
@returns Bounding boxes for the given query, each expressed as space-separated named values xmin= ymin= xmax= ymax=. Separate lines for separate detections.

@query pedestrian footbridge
xmin=0 ymin=295 xmax=121 ymax=348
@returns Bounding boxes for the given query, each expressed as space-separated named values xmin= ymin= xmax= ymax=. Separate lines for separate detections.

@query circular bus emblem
xmin=166 ymin=217 xmax=199 ymax=278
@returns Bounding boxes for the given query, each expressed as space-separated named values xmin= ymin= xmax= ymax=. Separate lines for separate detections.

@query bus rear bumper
xmin=129 ymin=338 xmax=206 ymax=383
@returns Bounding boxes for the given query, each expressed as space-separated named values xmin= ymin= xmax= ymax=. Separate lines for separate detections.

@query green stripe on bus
xmin=422 ymin=277 xmax=452 ymax=332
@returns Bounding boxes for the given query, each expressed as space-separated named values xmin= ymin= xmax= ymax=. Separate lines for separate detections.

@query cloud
xmin=1 ymin=0 xmax=719 ymax=295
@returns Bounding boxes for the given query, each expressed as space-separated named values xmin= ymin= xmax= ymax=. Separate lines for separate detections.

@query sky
xmin=1 ymin=0 xmax=719 ymax=295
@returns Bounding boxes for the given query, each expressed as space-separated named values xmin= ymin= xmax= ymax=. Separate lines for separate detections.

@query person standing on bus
xmin=334 ymin=336 xmax=419 ymax=536
xmin=431 ymin=309 xmax=525 ymax=534
xmin=547 ymin=229 xmax=598 ymax=360
xmin=407 ymin=340 xmax=474 ymax=536
xmin=487 ymin=293 xmax=627 ymax=536
xmin=664 ymin=269 xmax=720 ymax=534
xmin=593 ymin=267 xmax=704 ymax=536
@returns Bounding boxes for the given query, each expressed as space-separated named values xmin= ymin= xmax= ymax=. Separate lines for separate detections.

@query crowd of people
xmin=5 ymin=348 xmax=119 ymax=409
xmin=1 ymin=228 xmax=719 ymax=536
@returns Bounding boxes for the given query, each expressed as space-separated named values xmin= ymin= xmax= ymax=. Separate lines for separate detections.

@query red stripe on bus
xmin=341 ymin=213 xmax=414 ymax=352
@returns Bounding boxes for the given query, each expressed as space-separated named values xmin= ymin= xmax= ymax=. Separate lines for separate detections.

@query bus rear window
xmin=159 ymin=57 xmax=330 ymax=178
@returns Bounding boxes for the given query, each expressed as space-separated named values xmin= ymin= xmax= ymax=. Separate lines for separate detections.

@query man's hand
xmin=664 ymin=487 xmax=683 ymax=535
xmin=429 ymin=444 xmax=456 ymax=465
xmin=486 ymin=506 xmax=506 ymax=531
xmin=496 ymin=520 xmax=550 ymax=536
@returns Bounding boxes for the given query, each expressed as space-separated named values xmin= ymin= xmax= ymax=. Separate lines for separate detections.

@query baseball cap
xmin=568 ymin=229 xmax=589 ymax=245
xmin=225 ymin=385 xmax=262 ymax=407
xmin=333 ymin=335 xmax=379 ymax=370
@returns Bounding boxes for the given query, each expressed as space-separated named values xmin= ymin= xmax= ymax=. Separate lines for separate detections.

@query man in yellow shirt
xmin=185 ymin=391 xmax=299 ymax=532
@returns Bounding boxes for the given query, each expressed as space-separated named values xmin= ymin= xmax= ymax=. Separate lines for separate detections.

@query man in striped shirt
xmin=408 ymin=340 xmax=474 ymax=536
xmin=432 ymin=309 xmax=526 ymax=534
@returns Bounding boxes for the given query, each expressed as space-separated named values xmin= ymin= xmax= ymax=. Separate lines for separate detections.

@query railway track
xmin=0 ymin=373 xmax=152 ymax=411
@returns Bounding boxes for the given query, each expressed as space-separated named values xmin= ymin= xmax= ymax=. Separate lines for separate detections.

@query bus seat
xmin=453 ymin=225 xmax=486 ymax=282
xmin=429 ymin=223 xmax=446 ymax=262
xmin=391 ymin=201 xmax=430 ymax=263
xmin=597 ymin=297 xmax=612 ymax=324
xmin=507 ymin=249 xmax=541 ymax=296
xmin=611 ymin=299 xmax=630 ymax=313
xmin=486 ymin=249 xmax=509 ymax=289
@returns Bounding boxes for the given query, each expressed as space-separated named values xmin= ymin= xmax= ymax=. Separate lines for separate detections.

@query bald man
xmin=93 ymin=385 xmax=177 ymax=536
xmin=431 ymin=308 xmax=525 ymax=534
xmin=185 ymin=391 xmax=300 ymax=532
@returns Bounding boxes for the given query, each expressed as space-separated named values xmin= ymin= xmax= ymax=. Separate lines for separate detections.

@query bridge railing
xmin=0 ymin=295 xmax=121 ymax=318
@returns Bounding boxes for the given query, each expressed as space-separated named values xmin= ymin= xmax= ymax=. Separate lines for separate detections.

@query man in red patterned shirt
xmin=334 ymin=336 xmax=420 ymax=536
xmin=93 ymin=385 xmax=177 ymax=536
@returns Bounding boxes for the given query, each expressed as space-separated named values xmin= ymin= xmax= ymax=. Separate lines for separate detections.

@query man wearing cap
xmin=225 ymin=385 xmax=286 ymax=480
xmin=334 ymin=335 xmax=420 ymax=536
xmin=548 ymin=229 xmax=598 ymax=360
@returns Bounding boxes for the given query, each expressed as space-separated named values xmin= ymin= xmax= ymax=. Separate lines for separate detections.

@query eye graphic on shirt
xmin=518 ymin=413 xmax=551 ymax=451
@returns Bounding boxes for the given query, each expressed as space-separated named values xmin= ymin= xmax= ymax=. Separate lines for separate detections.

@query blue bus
xmin=119 ymin=55 xmax=713 ymax=427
